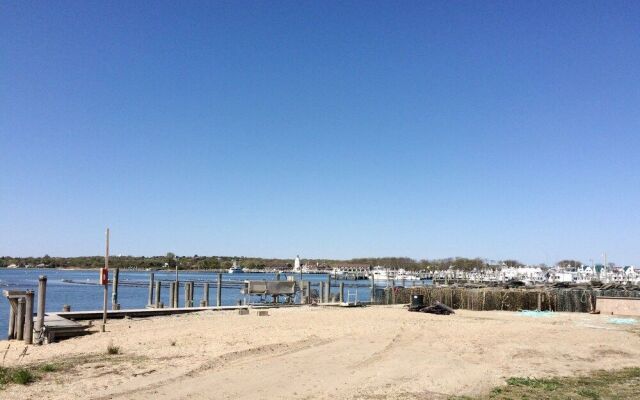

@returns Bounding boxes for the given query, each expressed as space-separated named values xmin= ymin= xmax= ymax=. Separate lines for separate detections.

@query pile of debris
xmin=408 ymin=300 xmax=455 ymax=315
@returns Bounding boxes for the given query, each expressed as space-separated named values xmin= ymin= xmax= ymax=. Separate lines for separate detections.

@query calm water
xmin=0 ymin=269 xmax=425 ymax=338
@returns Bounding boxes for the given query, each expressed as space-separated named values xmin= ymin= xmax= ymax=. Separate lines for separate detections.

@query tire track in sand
xmin=94 ymin=335 xmax=334 ymax=400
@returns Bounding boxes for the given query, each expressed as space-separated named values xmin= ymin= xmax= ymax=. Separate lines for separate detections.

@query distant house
xmin=7 ymin=264 xmax=18 ymax=269
xmin=624 ymin=266 xmax=638 ymax=278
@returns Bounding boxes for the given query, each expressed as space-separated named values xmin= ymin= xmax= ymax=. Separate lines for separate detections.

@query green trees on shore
xmin=0 ymin=255 xmax=542 ymax=271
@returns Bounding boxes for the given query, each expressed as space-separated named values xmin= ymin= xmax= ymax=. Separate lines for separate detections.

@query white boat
xmin=371 ymin=266 xmax=391 ymax=281
xmin=395 ymin=269 xmax=422 ymax=281
xmin=228 ymin=260 xmax=244 ymax=274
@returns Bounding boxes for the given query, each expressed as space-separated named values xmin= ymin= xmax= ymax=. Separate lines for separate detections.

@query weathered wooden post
xmin=175 ymin=280 xmax=180 ymax=308
xmin=63 ymin=304 xmax=71 ymax=312
xmin=111 ymin=267 xmax=120 ymax=310
xmin=370 ymin=273 xmax=375 ymax=304
xmin=187 ymin=281 xmax=194 ymax=307
xmin=169 ymin=282 xmax=176 ymax=308
xmin=391 ymin=278 xmax=396 ymax=304
xmin=325 ymin=276 xmax=331 ymax=302
xmin=300 ymin=281 xmax=307 ymax=304
xmin=16 ymin=297 xmax=25 ymax=341
xmin=8 ymin=299 xmax=16 ymax=339
xmin=304 ymin=281 xmax=311 ymax=304
xmin=148 ymin=273 xmax=155 ymax=306
xmin=101 ymin=228 xmax=110 ymax=332
xmin=318 ymin=282 xmax=324 ymax=303
xmin=537 ymin=291 xmax=542 ymax=311
xmin=155 ymin=281 xmax=161 ymax=308
xmin=24 ymin=291 xmax=34 ymax=344
xmin=203 ymin=283 xmax=209 ymax=307
xmin=36 ymin=275 xmax=47 ymax=342
xmin=184 ymin=282 xmax=190 ymax=308
xmin=217 ymin=273 xmax=222 ymax=307
xmin=339 ymin=282 xmax=344 ymax=303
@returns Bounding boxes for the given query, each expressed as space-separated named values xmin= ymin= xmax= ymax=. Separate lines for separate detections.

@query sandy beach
xmin=2 ymin=306 xmax=640 ymax=399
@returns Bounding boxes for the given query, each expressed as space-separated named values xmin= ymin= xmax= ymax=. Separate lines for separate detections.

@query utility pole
xmin=102 ymin=228 xmax=109 ymax=332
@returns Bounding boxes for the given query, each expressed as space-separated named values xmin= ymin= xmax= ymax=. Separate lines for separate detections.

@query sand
xmin=2 ymin=306 xmax=640 ymax=399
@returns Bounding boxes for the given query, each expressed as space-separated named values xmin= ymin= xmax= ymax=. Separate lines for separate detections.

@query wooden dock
xmin=56 ymin=305 xmax=250 ymax=321
xmin=40 ymin=313 xmax=92 ymax=344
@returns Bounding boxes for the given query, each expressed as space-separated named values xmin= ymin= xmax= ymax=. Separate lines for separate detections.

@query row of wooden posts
xmin=145 ymin=272 xmax=224 ymax=308
xmin=301 ymin=276 xmax=377 ymax=304
xmin=6 ymin=275 xmax=48 ymax=345
xmin=143 ymin=274 xmax=379 ymax=306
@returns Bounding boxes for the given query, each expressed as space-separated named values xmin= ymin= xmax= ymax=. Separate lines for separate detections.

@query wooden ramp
xmin=40 ymin=313 xmax=92 ymax=344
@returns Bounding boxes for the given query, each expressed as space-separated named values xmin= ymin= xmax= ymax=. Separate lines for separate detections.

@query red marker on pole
xmin=101 ymin=228 xmax=109 ymax=332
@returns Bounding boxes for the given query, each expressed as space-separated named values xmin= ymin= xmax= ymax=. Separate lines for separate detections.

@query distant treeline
xmin=0 ymin=255 xmax=569 ymax=271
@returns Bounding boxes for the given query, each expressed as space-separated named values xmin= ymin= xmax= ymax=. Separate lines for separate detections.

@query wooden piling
xmin=184 ymin=282 xmax=190 ymax=308
xmin=16 ymin=298 xmax=25 ymax=341
xmin=326 ymin=276 xmax=331 ymax=302
xmin=148 ymin=273 xmax=155 ymax=306
xmin=203 ymin=283 xmax=209 ymax=307
xmin=318 ymin=282 xmax=324 ymax=302
xmin=36 ymin=275 xmax=47 ymax=337
xmin=339 ymin=282 xmax=344 ymax=303
xmin=305 ymin=281 xmax=311 ymax=304
xmin=112 ymin=267 xmax=120 ymax=310
xmin=391 ymin=279 xmax=396 ymax=304
xmin=370 ymin=273 xmax=375 ymax=304
xmin=537 ymin=291 xmax=542 ymax=311
xmin=300 ymin=281 xmax=308 ymax=304
xmin=155 ymin=281 xmax=161 ymax=308
xmin=24 ymin=290 xmax=34 ymax=344
xmin=63 ymin=304 xmax=71 ymax=312
xmin=8 ymin=299 xmax=16 ymax=339
xmin=175 ymin=280 xmax=180 ymax=308
xmin=102 ymin=228 xmax=109 ymax=332
xmin=217 ymin=273 xmax=222 ymax=307
xmin=169 ymin=282 xmax=176 ymax=308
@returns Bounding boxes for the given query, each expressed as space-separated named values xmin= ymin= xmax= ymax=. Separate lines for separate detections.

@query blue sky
xmin=1 ymin=1 xmax=639 ymax=265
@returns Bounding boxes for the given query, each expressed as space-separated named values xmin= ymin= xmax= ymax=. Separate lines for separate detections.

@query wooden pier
xmin=4 ymin=271 xmax=383 ymax=345
xmin=56 ymin=305 xmax=249 ymax=321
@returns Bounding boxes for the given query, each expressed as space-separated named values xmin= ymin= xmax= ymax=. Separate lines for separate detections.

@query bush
xmin=106 ymin=343 xmax=120 ymax=355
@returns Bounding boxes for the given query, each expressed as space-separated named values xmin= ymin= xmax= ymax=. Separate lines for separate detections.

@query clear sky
xmin=1 ymin=1 xmax=639 ymax=265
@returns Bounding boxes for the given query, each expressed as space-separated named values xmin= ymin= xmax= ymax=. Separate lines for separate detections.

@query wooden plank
xmin=2 ymin=290 xmax=28 ymax=299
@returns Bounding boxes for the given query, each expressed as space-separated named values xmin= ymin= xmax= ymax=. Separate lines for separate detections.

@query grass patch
xmin=450 ymin=367 xmax=640 ymax=400
xmin=493 ymin=368 xmax=640 ymax=399
xmin=505 ymin=376 xmax=560 ymax=391
xmin=0 ymin=366 xmax=36 ymax=387
xmin=11 ymin=369 xmax=34 ymax=385
xmin=38 ymin=363 xmax=59 ymax=373
xmin=106 ymin=343 xmax=120 ymax=355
